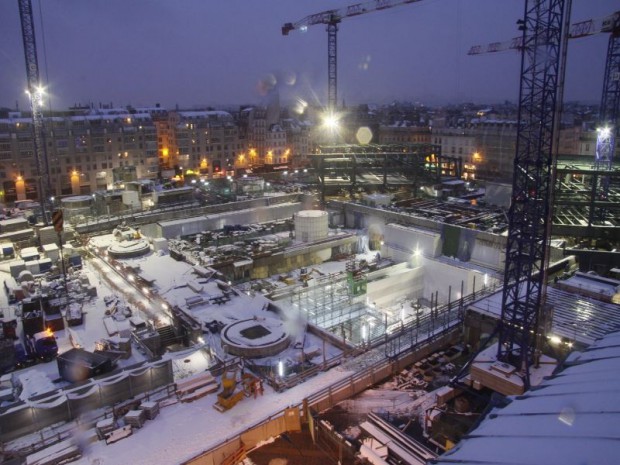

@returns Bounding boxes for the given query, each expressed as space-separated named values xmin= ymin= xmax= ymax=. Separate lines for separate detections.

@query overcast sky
xmin=0 ymin=0 xmax=616 ymax=111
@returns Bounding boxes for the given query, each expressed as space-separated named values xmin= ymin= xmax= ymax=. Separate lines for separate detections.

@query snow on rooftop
xmin=178 ymin=110 xmax=232 ymax=119
xmin=557 ymin=272 xmax=620 ymax=299
xmin=434 ymin=330 xmax=620 ymax=465
xmin=468 ymin=286 xmax=620 ymax=346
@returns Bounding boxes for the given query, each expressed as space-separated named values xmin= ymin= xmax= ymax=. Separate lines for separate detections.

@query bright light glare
xmin=597 ymin=127 xmax=611 ymax=137
xmin=549 ymin=335 xmax=562 ymax=345
xmin=323 ymin=114 xmax=339 ymax=130
xmin=356 ymin=127 xmax=373 ymax=145
xmin=278 ymin=360 xmax=285 ymax=377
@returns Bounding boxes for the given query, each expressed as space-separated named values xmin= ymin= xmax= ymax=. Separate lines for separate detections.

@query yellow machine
xmin=213 ymin=369 xmax=259 ymax=412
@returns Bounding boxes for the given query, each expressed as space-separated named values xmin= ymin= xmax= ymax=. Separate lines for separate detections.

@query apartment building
xmin=161 ymin=111 xmax=244 ymax=177
xmin=0 ymin=108 xmax=159 ymax=203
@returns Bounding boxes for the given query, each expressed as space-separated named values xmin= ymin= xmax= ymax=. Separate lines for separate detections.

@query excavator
xmin=299 ymin=268 xmax=325 ymax=286
xmin=213 ymin=368 xmax=261 ymax=412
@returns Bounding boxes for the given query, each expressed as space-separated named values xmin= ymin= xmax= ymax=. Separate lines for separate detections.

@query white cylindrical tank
xmin=295 ymin=210 xmax=328 ymax=243
xmin=60 ymin=195 xmax=93 ymax=209
xmin=61 ymin=195 xmax=93 ymax=221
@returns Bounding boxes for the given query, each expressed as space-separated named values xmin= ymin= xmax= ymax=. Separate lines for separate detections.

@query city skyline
xmin=0 ymin=0 xmax=617 ymax=112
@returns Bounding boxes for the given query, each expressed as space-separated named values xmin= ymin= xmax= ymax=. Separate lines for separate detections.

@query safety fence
xmin=74 ymin=194 xmax=301 ymax=234
xmin=255 ymin=281 xmax=500 ymax=392
xmin=0 ymin=359 xmax=173 ymax=444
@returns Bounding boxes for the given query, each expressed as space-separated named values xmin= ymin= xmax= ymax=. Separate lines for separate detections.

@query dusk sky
xmin=0 ymin=0 xmax=616 ymax=111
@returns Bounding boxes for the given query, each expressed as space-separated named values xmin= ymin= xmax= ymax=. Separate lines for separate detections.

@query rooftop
xmin=433 ymin=330 xmax=620 ymax=465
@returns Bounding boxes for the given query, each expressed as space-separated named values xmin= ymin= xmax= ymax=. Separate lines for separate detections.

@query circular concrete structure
xmin=107 ymin=239 xmax=151 ymax=259
xmin=221 ymin=317 xmax=290 ymax=358
xmin=295 ymin=210 xmax=328 ymax=243
xmin=60 ymin=195 xmax=93 ymax=209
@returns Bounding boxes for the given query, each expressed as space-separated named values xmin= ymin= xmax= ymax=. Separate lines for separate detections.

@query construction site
xmin=0 ymin=0 xmax=619 ymax=464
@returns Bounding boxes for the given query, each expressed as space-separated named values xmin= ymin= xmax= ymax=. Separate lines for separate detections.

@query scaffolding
xmin=287 ymin=268 xmax=386 ymax=346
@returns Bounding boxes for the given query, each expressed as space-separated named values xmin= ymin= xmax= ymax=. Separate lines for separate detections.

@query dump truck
xmin=0 ymin=328 xmax=58 ymax=373
xmin=26 ymin=329 xmax=58 ymax=362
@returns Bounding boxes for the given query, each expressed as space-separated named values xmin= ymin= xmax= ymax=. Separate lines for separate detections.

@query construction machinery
xmin=298 ymin=267 xmax=325 ymax=286
xmin=468 ymin=10 xmax=620 ymax=223
xmin=467 ymin=10 xmax=620 ymax=59
xmin=17 ymin=0 xmax=51 ymax=224
xmin=213 ymin=368 xmax=260 ymax=412
xmin=282 ymin=0 xmax=425 ymax=114
xmin=449 ymin=0 xmax=572 ymax=395
xmin=483 ymin=0 xmax=571 ymax=391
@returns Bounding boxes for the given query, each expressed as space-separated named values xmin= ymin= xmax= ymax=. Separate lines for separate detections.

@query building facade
xmin=0 ymin=108 xmax=159 ymax=203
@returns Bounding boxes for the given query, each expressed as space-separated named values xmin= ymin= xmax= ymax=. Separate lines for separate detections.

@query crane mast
xmin=282 ymin=0 xmax=424 ymax=114
xmin=496 ymin=0 xmax=571 ymax=389
xmin=18 ymin=0 xmax=50 ymax=225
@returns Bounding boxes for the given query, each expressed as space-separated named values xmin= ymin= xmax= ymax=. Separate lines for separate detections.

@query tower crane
xmin=463 ymin=0 xmax=571 ymax=393
xmin=282 ymin=0 xmax=424 ymax=115
xmin=468 ymin=9 xmax=620 ymax=225
xmin=17 ymin=0 xmax=51 ymax=225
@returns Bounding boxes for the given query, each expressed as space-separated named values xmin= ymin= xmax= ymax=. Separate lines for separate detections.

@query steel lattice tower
xmin=497 ymin=0 xmax=570 ymax=389
xmin=600 ymin=22 xmax=620 ymax=143
xmin=327 ymin=19 xmax=339 ymax=114
xmin=593 ymin=21 xmax=620 ymax=219
xmin=18 ymin=0 xmax=51 ymax=224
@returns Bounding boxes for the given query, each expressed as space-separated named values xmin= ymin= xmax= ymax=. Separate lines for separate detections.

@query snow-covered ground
xmin=1 ymin=232 xmax=383 ymax=464
xmin=70 ymin=365 xmax=355 ymax=465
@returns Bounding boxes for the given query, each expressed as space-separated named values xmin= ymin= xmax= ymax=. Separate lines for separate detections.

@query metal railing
xmin=184 ymin=326 xmax=461 ymax=465
xmin=256 ymin=281 xmax=501 ymax=392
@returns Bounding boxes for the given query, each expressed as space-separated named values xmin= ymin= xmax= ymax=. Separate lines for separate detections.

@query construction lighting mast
xmin=496 ymin=0 xmax=571 ymax=390
xmin=469 ymin=10 xmax=620 ymax=225
xmin=18 ymin=0 xmax=51 ymax=225
xmin=282 ymin=0 xmax=424 ymax=115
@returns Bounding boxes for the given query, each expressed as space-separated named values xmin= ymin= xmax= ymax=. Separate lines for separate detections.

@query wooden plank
xmin=180 ymin=383 xmax=219 ymax=403
xmin=105 ymin=425 xmax=133 ymax=445
xmin=175 ymin=373 xmax=217 ymax=395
